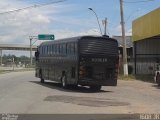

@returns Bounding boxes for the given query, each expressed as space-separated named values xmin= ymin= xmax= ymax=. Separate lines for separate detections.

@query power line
xmin=0 ymin=0 xmax=66 ymax=15
xmin=124 ymin=0 xmax=154 ymax=3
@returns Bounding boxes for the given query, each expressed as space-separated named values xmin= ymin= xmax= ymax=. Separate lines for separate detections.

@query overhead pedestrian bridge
xmin=0 ymin=44 xmax=37 ymax=51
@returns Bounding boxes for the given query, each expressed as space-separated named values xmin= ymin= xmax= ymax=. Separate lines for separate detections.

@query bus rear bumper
xmin=78 ymin=78 xmax=117 ymax=86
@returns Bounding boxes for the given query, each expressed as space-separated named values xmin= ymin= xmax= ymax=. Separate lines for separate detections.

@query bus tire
xmin=90 ymin=85 xmax=102 ymax=91
xmin=61 ymin=76 xmax=68 ymax=88
xmin=40 ymin=73 xmax=44 ymax=83
xmin=41 ymin=78 xmax=44 ymax=83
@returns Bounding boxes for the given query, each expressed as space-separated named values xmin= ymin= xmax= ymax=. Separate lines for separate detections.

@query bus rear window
xmin=79 ymin=38 xmax=118 ymax=56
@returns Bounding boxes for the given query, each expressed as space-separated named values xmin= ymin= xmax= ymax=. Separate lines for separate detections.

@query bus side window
xmin=60 ymin=44 xmax=62 ymax=55
xmin=45 ymin=46 xmax=47 ymax=55
xmin=65 ymin=44 xmax=67 ymax=55
xmin=49 ymin=45 xmax=52 ymax=55
xmin=54 ymin=44 xmax=56 ymax=55
xmin=54 ymin=45 xmax=55 ymax=55
xmin=47 ymin=46 xmax=49 ymax=55
xmin=71 ymin=67 xmax=76 ymax=78
xmin=63 ymin=44 xmax=66 ymax=55
xmin=71 ymin=43 xmax=74 ymax=55
xmin=59 ymin=44 xmax=61 ymax=55
xmin=45 ymin=45 xmax=47 ymax=55
xmin=41 ymin=46 xmax=43 ymax=55
xmin=67 ymin=43 xmax=70 ymax=55
xmin=55 ymin=44 xmax=58 ymax=55
xmin=43 ymin=46 xmax=45 ymax=56
xmin=52 ymin=45 xmax=54 ymax=55
xmin=48 ymin=45 xmax=50 ymax=55
xmin=73 ymin=43 xmax=76 ymax=55
xmin=60 ymin=44 xmax=63 ymax=55
xmin=42 ymin=46 xmax=44 ymax=55
xmin=74 ymin=43 xmax=77 ymax=54
xmin=57 ymin=44 xmax=60 ymax=55
xmin=39 ymin=47 xmax=41 ymax=56
xmin=41 ymin=47 xmax=43 ymax=56
xmin=44 ymin=46 xmax=46 ymax=55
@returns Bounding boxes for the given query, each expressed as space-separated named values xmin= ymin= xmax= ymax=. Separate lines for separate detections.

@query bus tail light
xmin=79 ymin=66 xmax=86 ymax=78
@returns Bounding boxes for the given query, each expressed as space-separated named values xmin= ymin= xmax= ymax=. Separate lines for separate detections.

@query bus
xmin=35 ymin=36 xmax=119 ymax=91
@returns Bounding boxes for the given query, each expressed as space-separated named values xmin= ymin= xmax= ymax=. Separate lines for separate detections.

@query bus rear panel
xmin=78 ymin=37 xmax=119 ymax=86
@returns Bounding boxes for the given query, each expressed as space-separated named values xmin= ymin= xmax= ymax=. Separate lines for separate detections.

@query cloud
xmin=108 ymin=24 xmax=121 ymax=36
xmin=52 ymin=28 xmax=100 ymax=40
xmin=108 ymin=23 xmax=132 ymax=36
xmin=126 ymin=28 xmax=132 ymax=36
xmin=0 ymin=0 xmax=128 ymax=48
xmin=0 ymin=1 xmax=93 ymax=46
xmin=0 ymin=0 xmax=54 ymax=45
xmin=31 ymin=14 xmax=50 ymax=23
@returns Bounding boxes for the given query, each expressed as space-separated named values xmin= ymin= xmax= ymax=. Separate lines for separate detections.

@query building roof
xmin=132 ymin=7 xmax=160 ymax=41
xmin=112 ymin=36 xmax=133 ymax=48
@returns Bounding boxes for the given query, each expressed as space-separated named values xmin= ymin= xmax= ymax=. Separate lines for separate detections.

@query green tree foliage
xmin=2 ymin=54 xmax=35 ymax=67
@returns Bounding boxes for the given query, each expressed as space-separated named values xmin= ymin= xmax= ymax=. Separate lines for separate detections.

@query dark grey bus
xmin=35 ymin=36 xmax=119 ymax=91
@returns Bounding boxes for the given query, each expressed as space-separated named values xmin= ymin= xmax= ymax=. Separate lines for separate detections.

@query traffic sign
xmin=38 ymin=34 xmax=55 ymax=40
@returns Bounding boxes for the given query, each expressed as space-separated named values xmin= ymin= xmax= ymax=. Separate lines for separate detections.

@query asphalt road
xmin=0 ymin=71 xmax=160 ymax=114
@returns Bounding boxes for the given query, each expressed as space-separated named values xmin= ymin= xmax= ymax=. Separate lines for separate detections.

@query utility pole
xmin=29 ymin=37 xmax=33 ymax=67
xmin=0 ymin=49 xmax=2 ymax=66
xmin=12 ymin=57 xmax=14 ymax=71
xmin=29 ymin=36 xmax=38 ymax=67
xmin=119 ymin=0 xmax=128 ymax=75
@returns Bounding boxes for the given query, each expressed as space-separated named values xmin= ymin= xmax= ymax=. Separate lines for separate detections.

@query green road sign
xmin=38 ymin=34 xmax=55 ymax=40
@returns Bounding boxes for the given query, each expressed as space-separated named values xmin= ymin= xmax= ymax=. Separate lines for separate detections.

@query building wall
xmin=135 ymin=38 xmax=160 ymax=74
xmin=136 ymin=38 xmax=160 ymax=54
xmin=132 ymin=8 xmax=160 ymax=75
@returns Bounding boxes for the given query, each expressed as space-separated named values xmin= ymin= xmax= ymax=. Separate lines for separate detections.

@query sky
xmin=0 ymin=0 xmax=159 ymax=56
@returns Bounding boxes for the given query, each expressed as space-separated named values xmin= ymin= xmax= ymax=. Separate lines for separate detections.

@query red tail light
xmin=79 ymin=66 xmax=86 ymax=78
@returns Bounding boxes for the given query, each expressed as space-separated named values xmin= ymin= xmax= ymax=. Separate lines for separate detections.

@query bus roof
xmin=39 ymin=35 xmax=117 ymax=47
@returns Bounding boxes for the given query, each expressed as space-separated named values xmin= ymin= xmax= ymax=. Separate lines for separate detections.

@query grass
xmin=119 ymin=74 xmax=154 ymax=83
xmin=0 ymin=70 xmax=11 ymax=74
xmin=118 ymin=75 xmax=136 ymax=81
xmin=0 ymin=68 xmax=34 ymax=75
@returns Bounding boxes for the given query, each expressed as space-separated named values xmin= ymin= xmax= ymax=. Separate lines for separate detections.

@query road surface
xmin=0 ymin=71 xmax=160 ymax=114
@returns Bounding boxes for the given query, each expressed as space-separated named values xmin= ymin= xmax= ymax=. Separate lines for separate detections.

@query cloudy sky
xmin=0 ymin=0 xmax=159 ymax=56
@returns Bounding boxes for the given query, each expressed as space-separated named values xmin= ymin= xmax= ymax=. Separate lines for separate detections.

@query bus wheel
xmin=61 ymin=76 xmax=67 ymax=88
xmin=40 ymin=73 xmax=44 ymax=83
xmin=90 ymin=85 xmax=101 ymax=91
xmin=41 ymin=78 xmax=44 ymax=83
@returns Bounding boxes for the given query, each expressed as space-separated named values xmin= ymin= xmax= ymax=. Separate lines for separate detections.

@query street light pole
xmin=119 ymin=0 xmax=128 ymax=75
xmin=88 ymin=8 xmax=103 ymax=35
xmin=29 ymin=37 xmax=33 ymax=67
xmin=102 ymin=18 xmax=107 ymax=36
xmin=0 ymin=49 xmax=2 ymax=66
